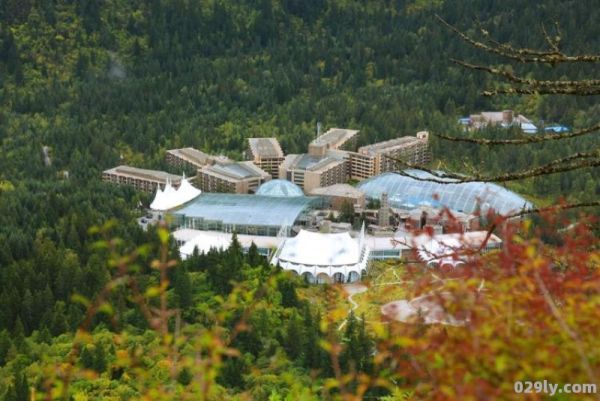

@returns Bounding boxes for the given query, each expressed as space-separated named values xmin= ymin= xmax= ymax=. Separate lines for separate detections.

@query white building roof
xmin=150 ymin=177 xmax=202 ymax=211
xmin=278 ymin=230 xmax=358 ymax=266
xmin=395 ymin=231 xmax=502 ymax=267
xmin=271 ymin=226 xmax=370 ymax=280
xmin=176 ymin=229 xmax=283 ymax=259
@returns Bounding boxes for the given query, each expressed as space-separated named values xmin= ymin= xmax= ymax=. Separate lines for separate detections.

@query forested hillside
xmin=0 ymin=0 xmax=598 ymax=399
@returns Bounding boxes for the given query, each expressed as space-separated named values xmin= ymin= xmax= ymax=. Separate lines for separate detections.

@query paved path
xmin=338 ymin=284 xmax=368 ymax=330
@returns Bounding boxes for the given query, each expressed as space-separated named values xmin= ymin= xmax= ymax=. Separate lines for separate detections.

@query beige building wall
xmin=102 ymin=168 xmax=182 ymax=193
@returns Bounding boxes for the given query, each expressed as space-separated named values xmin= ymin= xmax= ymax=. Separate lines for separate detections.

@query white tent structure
xmin=150 ymin=175 xmax=201 ymax=211
xmin=176 ymin=229 xmax=282 ymax=260
xmin=410 ymin=231 xmax=501 ymax=268
xmin=415 ymin=236 xmax=466 ymax=268
xmin=271 ymin=224 xmax=370 ymax=284
xmin=178 ymin=231 xmax=233 ymax=257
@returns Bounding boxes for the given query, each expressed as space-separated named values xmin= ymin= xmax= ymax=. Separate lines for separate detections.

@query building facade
xmin=464 ymin=110 xmax=537 ymax=134
xmin=308 ymin=183 xmax=366 ymax=209
xmin=102 ymin=165 xmax=182 ymax=193
xmin=279 ymin=154 xmax=347 ymax=192
xmin=308 ymin=128 xmax=359 ymax=157
xmin=197 ymin=161 xmax=271 ymax=194
xmin=166 ymin=147 xmax=230 ymax=171
xmin=246 ymin=138 xmax=285 ymax=179
xmin=347 ymin=131 xmax=430 ymax=180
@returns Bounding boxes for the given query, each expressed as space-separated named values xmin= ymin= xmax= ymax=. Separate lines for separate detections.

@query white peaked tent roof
xmin=150 ymin=176 xmax=202 ymax=211
xmin=276 ymin=230 xmax=362 ymax=266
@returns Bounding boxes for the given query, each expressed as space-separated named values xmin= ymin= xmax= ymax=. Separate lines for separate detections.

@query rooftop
xmin=358 ymin=136 xmax=425 ymax=156
xmin=150 ymin=178 xmax=202 ymax=211
xmin=256 ymin=179 xmax=304 ymax=197
xmin=104 ymin=165 xmax=182 ymax=183
xmin=274 ymin=229 xmax=366 ymax=266
xmin=357 ymin=170 xmax=533 ymax=216
xmin=202 ymin=161 xmax=270 ymax=181
xmin=310 ymin=128 xmax=359 ymax=148
xmin=173 ymin=193 xmax=320 ymax=227
xmin=248 ymin=138 xmax=284 ymax=158
xmin=175 ymin=229 xmax=283 ymax=258
xmin=167 ymin=148 xmax=216 ymax=166
xmin=282 ymin=154 xmax=345 ymax=173
xmin=309 ymin=183 xmax=364 ymax=198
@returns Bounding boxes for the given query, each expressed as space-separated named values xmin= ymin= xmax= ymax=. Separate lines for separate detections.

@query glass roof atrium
xmin=172 ymin=193 xmax=320 ymax=236
xmin=255 ymin=179 xmax=304 ymax=197
xmin=357 ymin=170 xmax=533 ymax=216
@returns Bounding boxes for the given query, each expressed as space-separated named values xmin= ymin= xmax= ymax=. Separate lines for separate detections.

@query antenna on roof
xmin=317 ymin=121 xmax=322 ymax=139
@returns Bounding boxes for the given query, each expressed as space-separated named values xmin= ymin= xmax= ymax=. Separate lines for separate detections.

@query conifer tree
xmin=246 ymin=242 xmax=262 ymax=267
xmin=172 ymin=264 xmax=192 ymax=310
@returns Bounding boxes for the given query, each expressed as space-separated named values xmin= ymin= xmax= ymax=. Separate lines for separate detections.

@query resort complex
xmin=102 ymin=126 xmax=530 ymax=282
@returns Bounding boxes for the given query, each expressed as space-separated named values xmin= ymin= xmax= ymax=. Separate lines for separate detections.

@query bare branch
xmin=541 ymin=23 xmax=559 ymax=53
xmin=435 ymin=123 xmax=600 ymax=145
xmin=387 ymin=149 xmax=600 ymax=184
xmin=504 ymin=200 xmax=600 ymax=219
xmin=483 ymin=87 xmax=600 ymax=96
xmin=451 ymin=58 xmax=600 ymax=89
xmin=436 ymin=15 xmax=600 ymax=63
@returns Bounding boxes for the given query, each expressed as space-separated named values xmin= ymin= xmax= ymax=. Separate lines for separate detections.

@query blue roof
xmin=357 ymin=170 xmax=533 ymax=216
xmin=544 ymin=125 xmax=569 ymax=133
xmin=255 ymin=179 xmax=304 ymax=197
xmin=173 ymin=193 xmax=319 ymax=227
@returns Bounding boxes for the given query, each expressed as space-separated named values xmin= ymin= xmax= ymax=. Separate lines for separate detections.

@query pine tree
xmin=0 ymin=329 xmax=10 ymax=365
xmin=283 ymin=311 xmax=303 ymax=360
xmin=49 ymin=301 xmax=68 ymax=336
xmin=246 ymin=242 xmax=262 ymax=267
xmin=302 ymin=306 xmax=321 ymax=370
xmin=277 ymin=276 xmax=299 ymax=308
xmin=6 ymin=368 xmax=29 ymax=401
xmin=80 ymin=346 xmax=94 ymax=370
xmin=172 ymin=264 xmax=193 ymax=310
xmin=93 ymin=344 xmax=107 ymax=373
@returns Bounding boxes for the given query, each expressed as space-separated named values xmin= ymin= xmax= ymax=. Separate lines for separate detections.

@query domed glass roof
xmin=357 ymin=170 xmax=533 ymax=216
xmin=256 ymin=179 xmax=304 ymax=197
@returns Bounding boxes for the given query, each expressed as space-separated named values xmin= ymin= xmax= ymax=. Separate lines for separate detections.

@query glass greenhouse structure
xmin=172 ymin=193 xmax=321 ymax=236
xmin=357 ymin=170 xmax=533 ymax=216
xmin=255 ymin=179 xmax=304 ymax=197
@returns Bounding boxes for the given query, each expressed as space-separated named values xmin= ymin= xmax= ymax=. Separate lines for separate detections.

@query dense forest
xmin=0 ymin=0 xmax=598 ymax=399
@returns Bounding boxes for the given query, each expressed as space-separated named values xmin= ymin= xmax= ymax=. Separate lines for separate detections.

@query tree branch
xmin=451 ymin=58 xmax=600 ymax=89
xmin=436 ymin=15 xmax=600 ymax=63
xmin=435 ymin=123 xmax=600 ymax=145
xmin=386 ymin=149 xmax=600 ymax=184
xmin=504 ymin=200 xmax=600 ymax=219
xmin=483 ymin=87 xmax=600 ymax=96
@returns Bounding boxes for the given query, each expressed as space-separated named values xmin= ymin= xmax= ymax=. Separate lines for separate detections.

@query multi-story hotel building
xmin=246 ymin=138 xmax=285 ymax=178
xmin=308 ymin=128 xmax=359 ymax=157
xmin=166 ymin=147 xmax=230 ymax=171
xmin=102 ymin=165 xmax=182 ymax=193
xmin=346 ymin=131 xmax=430 ymax=180
xmin=197 ymin=161 xmax=271 ymax=194
xmin=279 ymin=154 xmax=347 ymax=192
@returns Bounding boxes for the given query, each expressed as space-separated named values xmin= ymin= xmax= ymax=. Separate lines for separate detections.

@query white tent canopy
xmin=271 ymin=225 xmax=369 ymax=283
xmin=409 ymin=231 xmax=501 ymax=268
xmin=150 ymin=176 xmax=201 ymax=211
